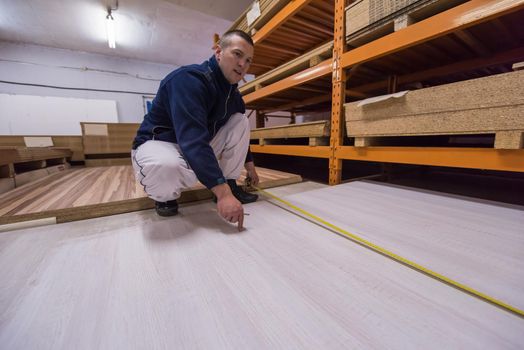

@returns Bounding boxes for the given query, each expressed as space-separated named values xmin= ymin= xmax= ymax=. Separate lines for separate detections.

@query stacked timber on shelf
xmin=345 ymin=70 xmax=524 ymax=149
xmin=237 ymin=1 xmax=334 ymax=147
xmin=240 ymin=41 xmax=333 ymax=97
xmin=229 ymin=0 xmax=290 ymax=35
xmin=251 ymin=120 xmax=330 ymax=146
xmin=345 ymin=0 xmax=468 ymax=47
xmin=0 ymin=146 xmax=71 ymax=194
xmin=81 ymin=122 xmax=139 ymax=166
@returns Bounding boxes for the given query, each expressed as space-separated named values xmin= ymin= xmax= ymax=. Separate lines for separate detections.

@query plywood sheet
xmin=0 ymin=192 xmax=522 ymax=348
xmin=270 ymin=181 xmax=524 ymax=311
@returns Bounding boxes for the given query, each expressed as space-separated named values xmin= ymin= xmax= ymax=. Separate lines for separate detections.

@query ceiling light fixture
xmin=106 ymin=10 xmax=116 ymax=49
xmin=106 ymin=1 xmax=118 ymax=49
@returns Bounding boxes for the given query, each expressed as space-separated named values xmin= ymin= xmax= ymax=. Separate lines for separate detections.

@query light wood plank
xmin=0 ymin=194 xmax=522 ymax=348
xmin=271 ymin=181 xmax=524 ymax=311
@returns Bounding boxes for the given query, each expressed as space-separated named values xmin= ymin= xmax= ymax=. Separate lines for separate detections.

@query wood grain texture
xmin=270 ymin=181 xmax=524 ymax=311
xmin=0 ymin=166 xmax=301 ymax=225
xmin=0 ymin=190 xmax=522 ymax=349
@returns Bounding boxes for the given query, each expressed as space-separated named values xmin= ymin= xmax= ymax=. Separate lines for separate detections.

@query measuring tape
xmin=252 ymin=185 xmax=524 ymax=318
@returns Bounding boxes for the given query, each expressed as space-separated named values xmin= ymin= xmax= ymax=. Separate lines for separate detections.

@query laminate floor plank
xmin=0 ymin=190 xmax=523 ymax=349
xmin=0 ymin=166 xmax=301 ymax=225
xmin=270 ymin=181 xmax=524 ymax=311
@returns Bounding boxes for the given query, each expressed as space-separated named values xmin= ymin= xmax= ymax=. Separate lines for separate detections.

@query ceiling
xmin=0 ymin=0 xmax=254 ymax=66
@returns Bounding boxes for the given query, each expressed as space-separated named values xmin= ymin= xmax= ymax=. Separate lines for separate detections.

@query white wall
xmin=0 ymin=41 xmax=177 ymax=127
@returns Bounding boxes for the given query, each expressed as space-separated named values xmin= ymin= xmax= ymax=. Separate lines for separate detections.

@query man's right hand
xmin=212 ymin=183 xmax=244 ymax=229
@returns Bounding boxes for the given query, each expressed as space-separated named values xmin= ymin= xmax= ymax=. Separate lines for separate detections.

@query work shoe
xmin=155 ymin=199 xmax=178 ymax=217
xmin=227 ymin=179 xmax=258 ymax=204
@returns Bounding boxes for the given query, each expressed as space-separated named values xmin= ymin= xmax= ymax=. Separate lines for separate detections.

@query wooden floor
xmin=0 ymin=166 xmax=302 ymax=225
xmin=0 ymin=181 xmax=522 ymax=349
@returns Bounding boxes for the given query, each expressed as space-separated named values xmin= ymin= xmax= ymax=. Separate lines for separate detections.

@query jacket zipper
xmin=213 ymin=85 xmax=233 ymax=137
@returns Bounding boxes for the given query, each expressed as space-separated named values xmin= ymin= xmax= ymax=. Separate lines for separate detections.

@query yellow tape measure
xmin=253 ymin=185 xmax=524 ymax=318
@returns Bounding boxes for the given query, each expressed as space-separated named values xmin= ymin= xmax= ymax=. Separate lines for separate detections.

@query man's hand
xmin=245 ymin=161 xmax=259 ymax=186
xmin=212 ymin=183 xmax=244 ymax=231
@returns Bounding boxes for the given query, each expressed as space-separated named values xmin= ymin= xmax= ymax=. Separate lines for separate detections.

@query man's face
xmin=215 ymin=35 xmax=254 ymax=84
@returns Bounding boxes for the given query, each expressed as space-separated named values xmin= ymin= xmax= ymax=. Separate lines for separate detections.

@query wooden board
xmin=345 ymin=70 xmax=524 ymax=148
xmin=345 ymin=0 xmax=467 ymax=47
xmin=271 ymin=181 xmax=524 ymax=311
xmin=240 ymin=41 xmax=333 ymax=95
xmin=251 ymin=120 xmax=330 ymax=140
xmin=0 ymin=187 xmax=523 ymax=348
xmin=228 ymin=0 xmax=290 ymax=33
xmin=0 ymin=135 xmax=84 ymax=161
xmin=81 ymin=122 xmax=139 ymax=155
xmin=0 ymin=147 xmax=72 ymax=166
xmin=0 ymin=166 xmax=301 ymax=225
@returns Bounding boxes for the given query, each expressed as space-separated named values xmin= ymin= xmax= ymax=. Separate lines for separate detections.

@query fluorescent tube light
xmin=106 ymin=12 xmax=116 ymax=49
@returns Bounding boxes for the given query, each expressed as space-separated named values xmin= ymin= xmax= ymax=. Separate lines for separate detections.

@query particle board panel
xmin=345 ymin=70 xmax=524 ymax=147
xmin=250 ymin=120 xmax=330 ymax=140
xmin=0 ymin=195 xmax=523 ymax=348
xmin=0 ymin=166 xmax=301 ymax=225
xmin=271 ymin=181 xmax=524 ymax=311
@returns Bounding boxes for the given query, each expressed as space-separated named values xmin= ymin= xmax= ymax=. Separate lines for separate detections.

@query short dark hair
xmin=219 ymin=30 xmax=254 ymax=48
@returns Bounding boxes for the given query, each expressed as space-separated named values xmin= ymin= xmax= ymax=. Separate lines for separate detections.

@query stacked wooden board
xmin=251 ymin=120 xmax=330 ymax=146
xmin=0 ymin=146 xmax=72 ymax=194
xmin=240 ymin=41 xmax=333 ymax=96
xmin=81 ymin=122 xmax=139 ymax=166
xmin=228 ymin=0 xmax=290 ymax=34
xmin=345 ymin=0 xmax=468 ymax=46
xmin=345 ymin=70 xmax=524 ymax=148
xmin=0 ymin=135 xmax=83 ymax=161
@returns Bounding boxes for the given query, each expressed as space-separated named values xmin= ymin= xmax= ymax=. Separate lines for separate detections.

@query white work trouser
xmin=131 ymin=113 xmax=250 ymax=203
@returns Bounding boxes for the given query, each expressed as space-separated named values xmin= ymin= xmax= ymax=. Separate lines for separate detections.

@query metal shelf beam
xmin=243 ymin=59 xmax=331 ymax=104
xmin=252 ymin=0 xmax=313 ymax=44
xmin=340 ymin=0 xmax=524 ymax=69
xmin=250 ymin=145 xmax=330 ymax=158
xmin=335 ymin=147 xmax=524 ymax=172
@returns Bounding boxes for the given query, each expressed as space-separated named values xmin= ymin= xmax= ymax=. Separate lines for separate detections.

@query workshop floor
xmin=1 ymin=181 xmax=523 ymax=349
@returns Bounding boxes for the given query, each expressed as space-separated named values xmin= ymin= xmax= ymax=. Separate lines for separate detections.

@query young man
xmin=132 ymin=30 xmax=259 ymax=228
